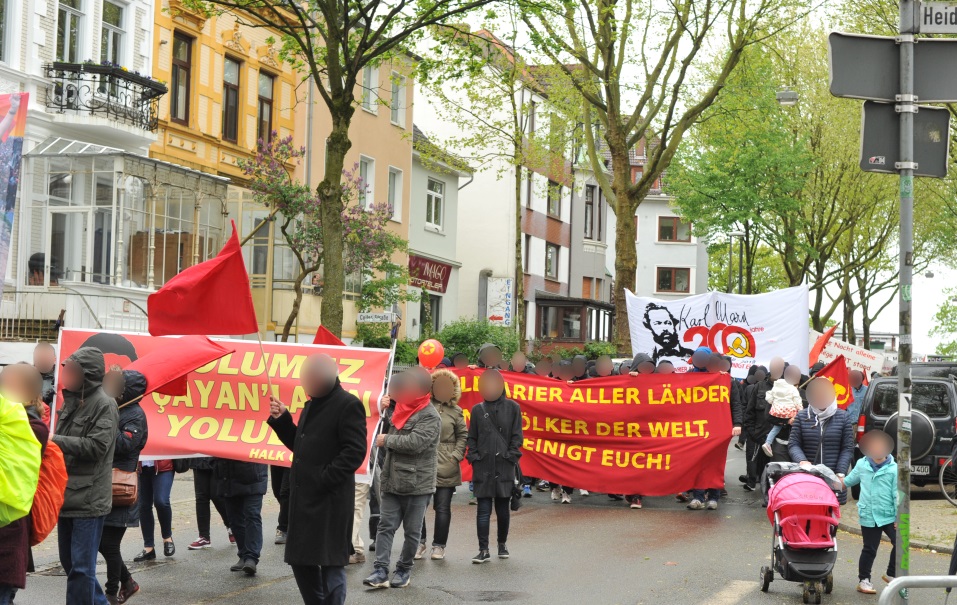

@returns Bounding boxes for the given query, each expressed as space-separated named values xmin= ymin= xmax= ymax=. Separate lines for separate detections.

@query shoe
xmin=536 ymin=480 xmax=549 ymax=492
xmin=561 ymin=492 xmax=572 ymax=504
xmin=743 ymin=484 xmax=756 ymax=492
xmin=227 ymin=528 xmax=236 ymax=544
xmin=734 ymin=441 xmax=745 ymax=450
xmin=469 ymin=492 xmax=477 ymax=506
xmin=882 ymin=574 xmax=895 ymax=583
xmin=675 ymin=492 xmax=690 ymax=503
xmin=498 ymin=543 xmax=509 ymax=559
xmin=390 ymin=568 xmax=411 ymax=588
xmin=857 ymin=579 xmax=876 ymax=594
xmin=414 ymin=543 xmax=427 ymax=560
xmin=188 ymin=537 xmax=212 ymax=550
xmin=242 ymin=559 xmax=257 ymax=576
xmin=608 ymin=494 xmax=624 ymax=501
xmin=738 ymin=474 xmax=749 ymax=484
xmin=629 ymin=497 xmax=642 ymax=509
xmin=369 ymin=541 xmax=376 ymax=552
xmin=522 ymin=485 xmax=532 ymax=498
xmin=133 ymin=549 xmax=155 ymax=562
xmin=579 ymin=489 xmax=590 ymax=497
xmin=163 ymin=540 xmax=175 ymax=557
xmin=706 ymin=500 xmax=719 ymax=510
xmin=363 ymin=567 xmax=390 ymax=589
xmin=230 ymin=558 xmax=245 ymax=572
xmin=551 ymin=487 xmax=561 ymax=501
xmin=472 ymin=550 xmax=491 ymax=564
xmin=761 ymin=443 xmax=773 ymax=457
xmin=687 ymin=499 xmax=706 ymax=510
xmin=720 ymin=489 xmax=728 ymax=497
xmin=349 ymin=552 xmax=366 ymax=564
xmin=275 ymin=529 xmax=287 ymax=545
xmin=117 ymin=578 xmax=139 ymax=604
xmin=431 ymin=546 xmax=445 ymax=560
xmin=107 ymin=594 xmax=119 ymax=605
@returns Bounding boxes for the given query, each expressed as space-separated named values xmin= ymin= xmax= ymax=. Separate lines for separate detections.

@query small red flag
xmin=815 ymin=354 xmax=854 ymax=409
xmin=127 ymin=336 xmax=233 ymax=396
xmin=147 ymin=221 xmax=259 ymax=336
xmin=313 ymin=325 xmax=345 ymax=346
xmin=809 ymin=324 xmax=838 ymax=366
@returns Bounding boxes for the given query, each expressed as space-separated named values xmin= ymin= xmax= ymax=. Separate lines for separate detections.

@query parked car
xmin=854 ymin=366 xmax=957 ymax=497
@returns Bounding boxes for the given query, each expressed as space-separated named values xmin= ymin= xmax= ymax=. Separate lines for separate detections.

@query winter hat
xmin=630 ymin=353 xmax=654 ymax=372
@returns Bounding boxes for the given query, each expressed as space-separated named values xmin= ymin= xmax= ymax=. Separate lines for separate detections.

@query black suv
xmin=855 ymin=364 xmax=957 ymax=490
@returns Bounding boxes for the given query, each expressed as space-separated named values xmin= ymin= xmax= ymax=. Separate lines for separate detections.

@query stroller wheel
xmin=824 ymin=574 xmax=834 ymax=595
xmin=759 ymin=566 xmax=772 ymax=592
xmin=802 ymin=588 xmax=811 ymax=604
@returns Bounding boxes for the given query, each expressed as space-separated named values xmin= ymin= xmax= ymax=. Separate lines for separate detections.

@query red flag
xmin=815 ymin=355 xmax=854 ymax=409
xmin=313 ymin=325 xmax=345 ymax=346
xmin=809 ymin=324 xmax=839 ymax=366
xmin=126 ymin=335 xmax=233 ymax=396
xmin=147 ymin=221 xmax=259 ymax=336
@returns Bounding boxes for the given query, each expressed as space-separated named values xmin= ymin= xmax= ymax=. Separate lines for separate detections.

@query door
xmin=48 ymin=209 xmax=89 ymax=285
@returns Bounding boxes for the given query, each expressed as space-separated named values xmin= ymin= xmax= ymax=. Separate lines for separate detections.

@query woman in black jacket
xmin=789 ymin=377 xmax=855 ymax=504
xmin=98 ymin=370 xmax=148 ymax=605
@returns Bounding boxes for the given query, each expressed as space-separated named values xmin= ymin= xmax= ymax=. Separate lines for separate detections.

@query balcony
xmin=43 ymin=62 xmax=168 ymax=132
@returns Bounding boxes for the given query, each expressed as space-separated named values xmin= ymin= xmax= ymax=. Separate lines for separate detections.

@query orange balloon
xmin=418 ymin=339 xmax=445 ymax=369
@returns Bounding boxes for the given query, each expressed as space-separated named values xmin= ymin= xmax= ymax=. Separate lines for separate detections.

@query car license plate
xmin=911 ymin=465 xmax=930 ymax=475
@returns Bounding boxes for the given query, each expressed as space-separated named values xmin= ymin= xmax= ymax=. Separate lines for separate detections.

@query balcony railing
xmin=43 ymin=63 xmax=168 ymax=132
xmin=0 ymin=288 xmax=149 ymax=342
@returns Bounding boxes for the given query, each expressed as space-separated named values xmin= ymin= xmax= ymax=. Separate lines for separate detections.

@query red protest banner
xmin=57 ymin=329 xmax=390 ymax=470
xmin=453 ymin=370 xmax=733 ymax=496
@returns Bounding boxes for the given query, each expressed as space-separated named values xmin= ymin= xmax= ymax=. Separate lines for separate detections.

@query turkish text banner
xmin=57 ymin=329 xmax=389 ymax=470
xmin=455 ymin=370 xmax=733 ymax=496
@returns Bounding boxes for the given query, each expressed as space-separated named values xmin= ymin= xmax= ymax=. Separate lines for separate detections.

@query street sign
xmin=357 ymin=312 xmax=396 ymax=323
xmin=830 ymin=32 xmax=957 ymax=102
xmin=920 ymin=2 xmax=957 ymax=33
xmin=860 ymin=101 xmax=951 ymax=178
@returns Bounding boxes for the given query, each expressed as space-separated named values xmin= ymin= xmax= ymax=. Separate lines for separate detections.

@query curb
xmin=838 ymin=522 xmax=954 ymax=555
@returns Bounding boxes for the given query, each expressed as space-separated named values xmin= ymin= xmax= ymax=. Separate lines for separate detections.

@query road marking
xmin=712 ymin=579 xmax=753 ymax=604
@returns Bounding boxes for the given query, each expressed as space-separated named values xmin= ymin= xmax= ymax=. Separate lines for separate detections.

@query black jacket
xmin=729 ymin=379 xmax=745 ymax=427
xmin=466 ymin=396 xmax=523 ymax=499
xmin=213 ymin=460 xmax=268 ymax=498
xmin=105 ymin=371 xmax=148 ymax=528
xmin=267 ymin=379 xmax=367 ymax=567
xmin=742 ymin=379 xmax=776 ymax=442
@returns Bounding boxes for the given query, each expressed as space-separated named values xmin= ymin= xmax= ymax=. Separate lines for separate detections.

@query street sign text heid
xmin=922 ymin=2 xmax=957 ymax=33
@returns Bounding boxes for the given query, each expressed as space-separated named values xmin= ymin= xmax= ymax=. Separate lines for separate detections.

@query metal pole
xmin=727 ymin=237 xmax=733 ymax=294
xmin=737 ymin=237 xmax=743 ymax=294
xmin=896 ymin=0 xmax=916 ymax=598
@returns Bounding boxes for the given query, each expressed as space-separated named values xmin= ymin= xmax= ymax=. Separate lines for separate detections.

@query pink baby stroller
xmin=759 ymin=463 xmax=841 ymax=604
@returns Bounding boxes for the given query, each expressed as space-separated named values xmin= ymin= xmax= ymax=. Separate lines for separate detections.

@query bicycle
xmin=938 ymin=452 xmax=957 ymax=507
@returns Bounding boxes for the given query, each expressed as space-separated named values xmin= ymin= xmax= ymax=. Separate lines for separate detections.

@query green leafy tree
xmin=707 ymin=242 xmax=789 ymax=294
xmin=932 ymin=288 xmax=957 ymax=358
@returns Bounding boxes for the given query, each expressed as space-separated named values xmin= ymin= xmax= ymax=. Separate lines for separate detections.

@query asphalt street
xmin=19 ymin=446 xmax=957 ymax=605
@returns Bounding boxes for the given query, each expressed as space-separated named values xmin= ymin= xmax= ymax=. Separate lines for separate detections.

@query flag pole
xmin=370 ymin=315 xmax=399 ymax=493
xmin=256 ymin=332 xmax=275 ymax=395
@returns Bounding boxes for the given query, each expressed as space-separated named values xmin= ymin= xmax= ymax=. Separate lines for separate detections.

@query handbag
xmin=479 ymin=404 xmax=524 ymax=512
xmin=111 ymin=468 xmax=138 ymax=507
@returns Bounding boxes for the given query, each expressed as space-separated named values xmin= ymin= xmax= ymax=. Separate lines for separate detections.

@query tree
xmin=932 ymin=288 xmax=957 ymax=358
xmin=238 ymin=135 xmax=409 ymax=341
xmin=521 ymin=0 xmax=808 ymax=351
xmin=188 ymin=0 xmax=497 ymax=337
xmin=707 ymin=242 xmax=789 ymax=295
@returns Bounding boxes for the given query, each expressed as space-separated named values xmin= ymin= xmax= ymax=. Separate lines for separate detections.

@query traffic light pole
xmin=895 ymin=0 xmax=915 ymax=600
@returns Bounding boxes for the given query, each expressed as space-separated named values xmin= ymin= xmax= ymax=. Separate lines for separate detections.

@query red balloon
xmin=418 ymin=339 xmax=445 ymax=369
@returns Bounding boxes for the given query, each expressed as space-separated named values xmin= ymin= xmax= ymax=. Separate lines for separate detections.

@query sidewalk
xmin=838 ymin=485 xmax=957 ymax=553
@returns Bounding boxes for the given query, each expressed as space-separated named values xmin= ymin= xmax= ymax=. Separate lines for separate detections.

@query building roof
xmin=412 ymin=124 xmax=472 ymax=175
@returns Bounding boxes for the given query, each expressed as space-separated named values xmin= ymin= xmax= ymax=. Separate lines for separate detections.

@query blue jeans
xmin=57 ymin=516 xmax=109 ymax=605
xmin=374 ymin=493 xmax=430 ymax=571
xmin=291 ymin=565 xmax=347 ymax=605
xmin=691 ymin=489 xmax=721 ymax=502
xmin=0 ymin=585 xmax=16 ymax=605
xmin=224 ymin=494 xmax=264 ymax=564
xmin=139 ymin=466 xmax=174 ymax=548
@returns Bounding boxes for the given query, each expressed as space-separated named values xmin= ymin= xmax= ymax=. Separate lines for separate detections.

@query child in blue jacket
xmin=842 ymin=430 xmax=899 ymax=595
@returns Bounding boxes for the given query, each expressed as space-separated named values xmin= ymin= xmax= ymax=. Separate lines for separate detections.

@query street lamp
xmin=727 ymin=230 xmax=745 ymax=294
xmin=776 ymin=87 xmax=799 ymax=107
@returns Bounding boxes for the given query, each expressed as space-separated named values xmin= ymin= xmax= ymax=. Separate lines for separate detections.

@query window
xmin=538 ymin=305 xmax=583 ymax=340
xmin=390 ymin=72 xmax=405 ymax=126
xmin=57 ymin=0 xmax=83 ymax=63
xmin=257 ymin=72 xmax=274 ymax=143
xmin=171 ymin=33 xmax=192 ymax=124
xmin=343 ymin=269 xmax=362 ymax=300
xmin=872 ymin=382 xmax=950 ymax=417
xmin=222 ymin=57 xmax=241 ymax=142
xmin=528 ymin=100 xmax=537 ymax=134
xmin=387 ymin=168 xmax=402 ymax=221
xmin=361 ymin=66 xmax=376 ymax=112
xmin=420 ymin=293 xmax=441 ymax=334
xmin=547 ymin=180 xmax=561 ymax=217
xmin=658 ymin=216 xmax=692 ymax=242
xmin=425 ymin=178 xmax=444 ymax=230
xmin=545 ymin=243 xmax=559 ymax=279
xmin=656 ymin=267 xmax=690 ymax=293
xmin=100 ymin=0 xmax=123 ymax=65
xmin=523 ymin=234 xmax=531 ymax=272
xmin=358 ymin=157 xmax=374 ymax=209
xmin=584 ymin=185 xmax=595 ymax=240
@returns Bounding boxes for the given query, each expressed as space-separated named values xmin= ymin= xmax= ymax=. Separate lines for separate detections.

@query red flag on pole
xmin=313 ymin=325 xmax=345 ymax=346
xmin=126 ymin=335 xmax=234 ymax=396
xmin=815 ymin=354 xmax=854 ymax=409
xmin=147 ymin=220 xmax=259 ymax=336
xmin=809 ymin=324 xmax=839 ymax=366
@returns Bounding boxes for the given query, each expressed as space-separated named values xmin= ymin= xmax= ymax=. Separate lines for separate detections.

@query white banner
xmin=625 ymin=286 xmax=810 ymax=378
xmin=811 ymin=330 xmax=885 ymax=377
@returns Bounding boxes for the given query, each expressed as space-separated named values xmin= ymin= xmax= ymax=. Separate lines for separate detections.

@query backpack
xmin=30 ymin=440 xmax=67 ymax=546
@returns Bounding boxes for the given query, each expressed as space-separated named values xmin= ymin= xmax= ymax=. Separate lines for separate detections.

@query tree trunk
xmin=514 ymin=162 xmax=526 ymax=350
xmin=282 ymin=269 xmax=307 ymax=342
xmin=319 ymin=109 xmax=354 ymax=337
xmin=610 ymin=135 xmax=636 ymax=354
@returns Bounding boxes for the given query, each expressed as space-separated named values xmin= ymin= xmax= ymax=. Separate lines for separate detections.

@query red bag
xmin=30 ymin=440 xmax=67 ymax=546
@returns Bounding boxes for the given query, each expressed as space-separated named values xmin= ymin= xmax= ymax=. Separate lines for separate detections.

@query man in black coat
xmin=742 ymin=356 xmax=787 ymax=491
xmin=268 ymin=354 xmax=367 ymax=605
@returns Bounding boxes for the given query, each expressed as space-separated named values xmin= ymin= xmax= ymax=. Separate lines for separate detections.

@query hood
xmin=477 ymin=343 xmax=501 ymax=368
xmin=430 ymin=368 xmax=462 ymax=407
xmin=66 ymin=347 xmax=106 ymax=396
xmin=630 ymin=353 xmax=653 ymax=372
xmin=118 ymin=370 xmax=148 ymax=406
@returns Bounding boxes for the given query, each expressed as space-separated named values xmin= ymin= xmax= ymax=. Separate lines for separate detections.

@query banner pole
xmin=369 ymin=327 xmax=398 ymax=493
xmin=256 ymin=331 xmax=275 ymax=394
